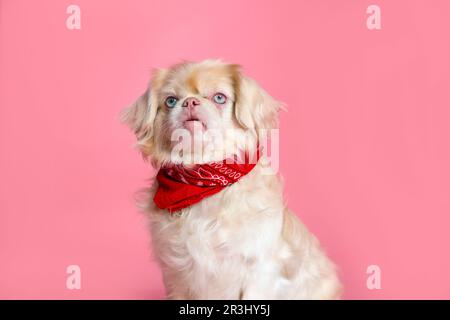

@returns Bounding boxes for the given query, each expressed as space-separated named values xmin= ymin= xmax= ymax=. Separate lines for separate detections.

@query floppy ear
xmin=121 ymin=89 xmax=156 ymax=141
xmin=234 ymin=73 xmax=283 ymax=132
xmin=121 ymin=69 xmax=166 ymax=155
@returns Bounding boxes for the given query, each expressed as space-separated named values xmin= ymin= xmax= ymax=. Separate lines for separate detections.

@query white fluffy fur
xmin=123 ymin=60 xmax=342 ymax=299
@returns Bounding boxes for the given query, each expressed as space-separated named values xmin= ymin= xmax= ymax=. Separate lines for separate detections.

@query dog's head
xmin=122 ymin=60 xmax=281 ymax=166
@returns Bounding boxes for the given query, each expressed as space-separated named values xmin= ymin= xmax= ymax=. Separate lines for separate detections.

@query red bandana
xmin=154 ymin=152 xmax=259 ymax=213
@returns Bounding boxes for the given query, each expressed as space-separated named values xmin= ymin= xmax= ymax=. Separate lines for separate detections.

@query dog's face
xmin=122 ymin=60 xmax=280 ymax=166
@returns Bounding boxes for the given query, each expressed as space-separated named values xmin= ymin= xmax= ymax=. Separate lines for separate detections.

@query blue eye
xmin=213 ymin=93 xmax=227 ymax=104
xmin=165 ymin=96 xmax=178 ymax=108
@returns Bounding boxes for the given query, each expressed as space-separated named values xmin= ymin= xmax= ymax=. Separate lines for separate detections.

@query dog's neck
xmin=153 ymin=148 xmax=261 ymax=213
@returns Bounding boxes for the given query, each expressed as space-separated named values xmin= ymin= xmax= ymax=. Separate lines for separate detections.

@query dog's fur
xmin=122 ymin=60 xmax=342 ymax=299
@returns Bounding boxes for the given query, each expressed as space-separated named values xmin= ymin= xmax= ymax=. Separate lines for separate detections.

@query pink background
xmin=1 ymin=0 xmax=450 ymax=299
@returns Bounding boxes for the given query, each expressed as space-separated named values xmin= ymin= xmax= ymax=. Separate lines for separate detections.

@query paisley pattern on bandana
xmin=153 ymin=150 xmax=260 ymax=213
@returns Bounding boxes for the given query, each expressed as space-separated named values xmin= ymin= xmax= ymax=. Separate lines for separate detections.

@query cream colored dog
xmin=122 ymin=60 xmax=342 ymax=299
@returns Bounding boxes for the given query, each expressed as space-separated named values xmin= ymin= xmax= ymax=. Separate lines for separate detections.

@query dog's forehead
xmin=163 ymin=63 xmax=237 ymax=96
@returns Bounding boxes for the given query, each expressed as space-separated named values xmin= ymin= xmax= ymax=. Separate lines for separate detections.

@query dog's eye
xmin=165 ymin=96 xmax=178 ymax=108
xmin=212 ymin=93 xmax=227 ymax=104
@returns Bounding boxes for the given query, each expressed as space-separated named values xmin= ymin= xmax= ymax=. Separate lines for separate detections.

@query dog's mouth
xmin=183 ymin=117 xmax=206 ymax=131
xmin=185 ymin=116 xmax=200 ymax=122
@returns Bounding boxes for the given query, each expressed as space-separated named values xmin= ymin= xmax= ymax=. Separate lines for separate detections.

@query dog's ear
xmin=121 ymin=69 xmax=166 ymax=155
xmin=121 ymin=90 xmax=154 ymax=140
xmin=234 ymin=71 xmax=283 ymax=132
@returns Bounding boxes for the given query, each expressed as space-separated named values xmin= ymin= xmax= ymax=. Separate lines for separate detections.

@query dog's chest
xmin=153 ymin=188 xmax=283 ymax=271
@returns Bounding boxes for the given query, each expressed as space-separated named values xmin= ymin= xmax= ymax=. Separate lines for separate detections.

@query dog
xmin=122 ymin=59 xmax=342 ymax=299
